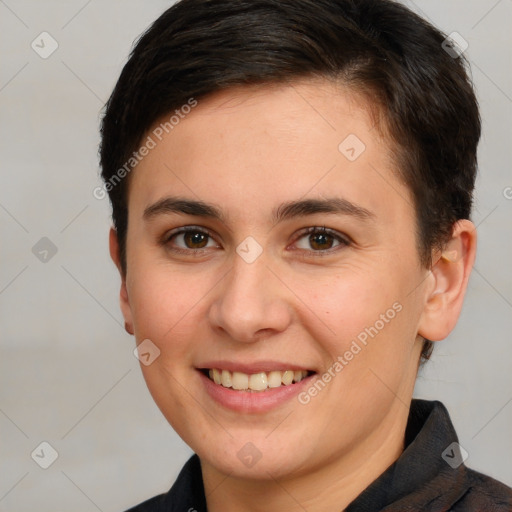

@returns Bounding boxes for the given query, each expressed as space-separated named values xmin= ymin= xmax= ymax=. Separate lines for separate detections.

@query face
xmin=118 ymin=79 xmax=431 ymax=480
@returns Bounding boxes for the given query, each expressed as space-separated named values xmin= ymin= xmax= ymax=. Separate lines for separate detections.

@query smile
xmin=202 ymin=368 xmax=314 ymax=392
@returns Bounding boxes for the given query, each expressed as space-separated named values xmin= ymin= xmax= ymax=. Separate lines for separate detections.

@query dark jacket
xmin=126 ymin=399 xmax=512 ymax=511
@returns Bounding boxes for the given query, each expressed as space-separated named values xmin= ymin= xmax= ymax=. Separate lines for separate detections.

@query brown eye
xmin=309 ymin=232 xmax=335 ymax=250
xmin=182 ymin=231 xmax=209 ymax=249
xmin=294 ymin=227 xmax=349 ymax=254
xmin=165 ymin=227 xmax=218 ymax=252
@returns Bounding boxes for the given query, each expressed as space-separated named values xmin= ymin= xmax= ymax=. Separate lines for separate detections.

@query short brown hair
xmin=99 ymin=0 xmax=481 ymax=362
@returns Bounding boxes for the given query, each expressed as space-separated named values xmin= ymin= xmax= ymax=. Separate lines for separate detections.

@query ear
xmin=417 ymin=219 xmax=477 ymax=342
xmin=109 ymin=227 xmax=134 ymax=335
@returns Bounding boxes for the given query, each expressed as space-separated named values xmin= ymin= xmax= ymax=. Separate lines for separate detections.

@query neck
xmin=201 ymin=398 xmax=410 ymax=512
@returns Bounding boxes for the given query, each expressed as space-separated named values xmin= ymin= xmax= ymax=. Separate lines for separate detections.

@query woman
xmin=99 ymin=0 xmax=512 ymax=510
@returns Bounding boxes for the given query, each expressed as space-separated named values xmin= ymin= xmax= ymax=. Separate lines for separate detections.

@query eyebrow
xmin=143 ymin=196 xmax=375 ymax=224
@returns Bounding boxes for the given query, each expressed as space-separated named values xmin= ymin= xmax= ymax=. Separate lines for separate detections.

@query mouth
xmin=198 ymin=368 xmax=316 ymax=392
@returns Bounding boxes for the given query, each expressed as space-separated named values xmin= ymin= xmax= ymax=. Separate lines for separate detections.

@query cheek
xmin=301 ymin=266 xmax=417 ymax=392
xmin=304 ymin=269 xmax=401 ymax=341
xmin=127 ymin=262 xmax=209 ymax=348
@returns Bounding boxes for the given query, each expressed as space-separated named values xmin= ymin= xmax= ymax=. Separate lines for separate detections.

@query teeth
xmin=249 ymin=372 xmax=268 ymax=391
xmin=221 ymin=369 xmax=232 ymax=388
xmin=267 ymin=371 xmax=282 ymax=388
xmin=212 ymin=368 xmax=221 ymax=385
xmin=281 ymin=370 xmax=294 ymax=385
xmin=206 ymin=368 xmax=309 ymax=391
xmin=232 ymin=371 xmax=249 ymax=390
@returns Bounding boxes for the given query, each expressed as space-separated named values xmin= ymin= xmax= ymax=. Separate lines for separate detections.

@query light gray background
xmin=1 ymin=1 xmax=511 ymax=510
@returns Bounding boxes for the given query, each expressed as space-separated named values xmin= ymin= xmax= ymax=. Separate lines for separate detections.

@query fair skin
xmin=110 ymin=78 xmax=476 ymax=512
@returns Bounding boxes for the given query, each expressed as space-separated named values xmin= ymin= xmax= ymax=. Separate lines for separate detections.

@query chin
xmin=194 ymin=433 xmax=317 ymax=481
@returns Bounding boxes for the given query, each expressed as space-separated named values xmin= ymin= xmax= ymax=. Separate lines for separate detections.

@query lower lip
xmin=198 ymin=370 xmax=315 ymax=413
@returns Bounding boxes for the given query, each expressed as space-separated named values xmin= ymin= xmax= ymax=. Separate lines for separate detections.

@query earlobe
xmin=109 ymin=227 xmax=135 ymax=336
xmin=417 ymin=220 xmax=477 ymax=342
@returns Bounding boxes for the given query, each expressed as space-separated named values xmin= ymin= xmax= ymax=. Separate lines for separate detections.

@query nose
xmin=208 ymin=249 xmax=293 ymax=343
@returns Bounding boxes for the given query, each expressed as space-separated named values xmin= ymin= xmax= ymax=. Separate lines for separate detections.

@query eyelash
xmin=162 ymin=225 xmax=351 ymax=257
xmin=292 ymin=226 xmax=351 ymax=257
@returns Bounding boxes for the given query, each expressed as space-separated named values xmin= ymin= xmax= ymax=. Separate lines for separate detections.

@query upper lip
xmin=197 ymin=361 xmax=316 ymax=374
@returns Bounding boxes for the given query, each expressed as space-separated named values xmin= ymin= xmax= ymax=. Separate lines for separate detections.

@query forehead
xmin=128 ymin=78 xmax=413 ymax=226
